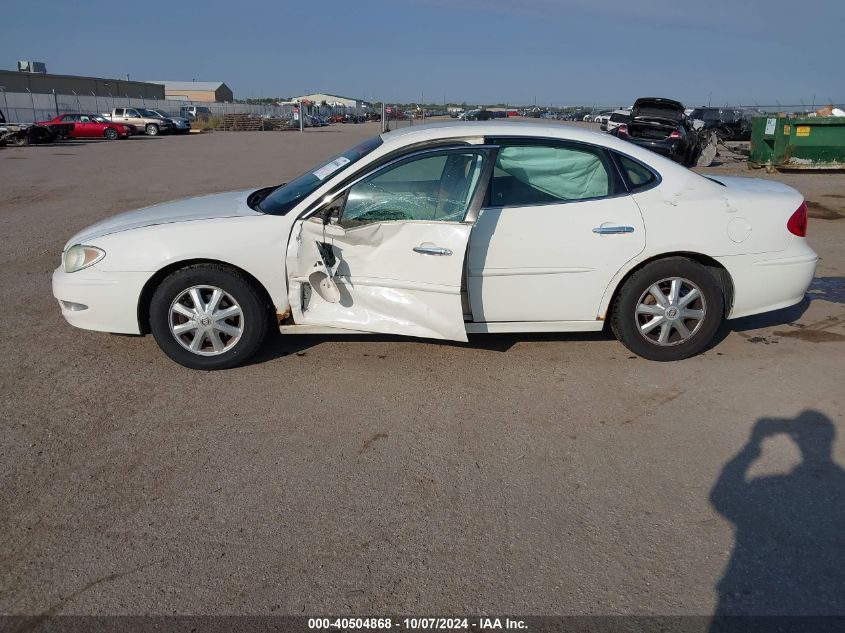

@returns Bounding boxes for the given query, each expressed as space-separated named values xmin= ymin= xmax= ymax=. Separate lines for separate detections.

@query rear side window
xmin=615 ymin=153 xmax=658 ymax=191
xmin=490 ymin=143 xmax=616 ymax=207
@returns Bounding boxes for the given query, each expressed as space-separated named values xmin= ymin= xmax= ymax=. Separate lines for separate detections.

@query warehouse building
xmin=293 ymin=93 xmax=371 ymax=110
xmin=0 ymin=69 xmax=164 ymax=99
xmin=148 ymin=81 xmax=233 ymax=103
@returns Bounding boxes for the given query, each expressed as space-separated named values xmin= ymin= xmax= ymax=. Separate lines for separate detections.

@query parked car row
xmin=30 ymin=107 xmax=195 ymax=141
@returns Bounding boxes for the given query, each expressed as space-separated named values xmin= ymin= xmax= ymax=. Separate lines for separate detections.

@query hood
xmin=632 ymin=98 xmax=685 ymax=122
xmin=66 ymin=189 xmax=261 ymax=247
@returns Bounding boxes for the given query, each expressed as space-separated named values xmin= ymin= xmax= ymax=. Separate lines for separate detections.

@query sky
xmin=1 ymin=0 xmax=842 ymax=108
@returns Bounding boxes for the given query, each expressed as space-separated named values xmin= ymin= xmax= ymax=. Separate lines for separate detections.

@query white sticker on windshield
xmin=313 ymin=156 xmax=351 ymax=181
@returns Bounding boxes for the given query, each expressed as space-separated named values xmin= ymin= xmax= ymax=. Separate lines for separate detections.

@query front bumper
xmin=52 ymin=266 xmax=152 ymax=334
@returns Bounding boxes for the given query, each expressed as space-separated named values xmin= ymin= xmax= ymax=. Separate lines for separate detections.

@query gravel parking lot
xmin=2 ymin=121 xmax=844 ymax=619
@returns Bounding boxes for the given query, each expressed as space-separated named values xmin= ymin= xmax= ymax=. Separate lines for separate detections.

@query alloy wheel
xmin=635 ymin=277 xmax=706 ymax=346
xmin=168 ymin=285 xmax=244 ymax=356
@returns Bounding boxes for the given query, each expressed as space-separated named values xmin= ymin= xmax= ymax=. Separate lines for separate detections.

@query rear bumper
xmin=718 ymin=240 xmax=818 ymax=319
xmin=624 ymin=137 xmax=685 ymax=160
xmin=52 ymin=266 xmax=151 ymax=334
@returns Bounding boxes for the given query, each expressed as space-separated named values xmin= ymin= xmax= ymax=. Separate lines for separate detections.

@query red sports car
xmin=37 ymin=113 xmax=133 ymax=140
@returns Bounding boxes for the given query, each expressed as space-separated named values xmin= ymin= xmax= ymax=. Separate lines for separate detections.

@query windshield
xmin=138 ymin=108 xmax=162 ymax=118
xmin=91 ymin=115 xmax=108 ymax=123
xmin=257 ymin=136 xmax=383 ymax=215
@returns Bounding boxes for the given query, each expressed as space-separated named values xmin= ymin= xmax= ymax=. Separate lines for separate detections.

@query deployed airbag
xmin=496 ymin=146 xmax=609 ymax=201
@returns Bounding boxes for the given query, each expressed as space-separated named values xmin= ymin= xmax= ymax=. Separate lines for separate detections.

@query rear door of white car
xmin=467 ymin=139 xmax=646 ymax=323
xmin=287 ymin=146 xmax=495 ymax=341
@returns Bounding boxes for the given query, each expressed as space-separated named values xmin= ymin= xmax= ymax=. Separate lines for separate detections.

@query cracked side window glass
xmin=340 ymin=151 xmax=484 ymax=228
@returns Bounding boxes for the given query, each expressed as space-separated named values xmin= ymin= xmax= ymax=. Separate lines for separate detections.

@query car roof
xmin=379 ymin=120 xmax=694 ymax=182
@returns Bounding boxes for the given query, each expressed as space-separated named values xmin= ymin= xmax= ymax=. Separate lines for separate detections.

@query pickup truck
xmin=103 ymin=107 xmax=173 ymax=136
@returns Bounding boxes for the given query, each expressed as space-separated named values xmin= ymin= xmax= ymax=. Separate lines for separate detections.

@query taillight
xmin=787 ymin=201 xmax=808 ymax=237
xmin=669 ymin=130 xmax=682 ymax=139
xmin=617 ymin=124 xmax=628 ymax=136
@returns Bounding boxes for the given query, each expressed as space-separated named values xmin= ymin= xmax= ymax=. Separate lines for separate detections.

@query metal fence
xmin=0 ymin=90 xmax=359 ymax=124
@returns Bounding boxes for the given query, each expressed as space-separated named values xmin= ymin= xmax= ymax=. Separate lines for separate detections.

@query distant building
xmin=0 ymin=69 xmax=164 ymax=98
xmin=147 ymin=81 xmax=233 ymax=103
xmin=293 ymin=93 xmax=371 ymax=111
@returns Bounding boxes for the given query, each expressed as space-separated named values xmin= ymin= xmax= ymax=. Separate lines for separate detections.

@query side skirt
xmin=279 ymin=321 xmax=605 ymax=336
xmin=465 ymin=320 xmax=605 ymax=334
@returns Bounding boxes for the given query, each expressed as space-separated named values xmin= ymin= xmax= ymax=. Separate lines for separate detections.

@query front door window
xmin=340 ymin=150 xmax=486 ymax=228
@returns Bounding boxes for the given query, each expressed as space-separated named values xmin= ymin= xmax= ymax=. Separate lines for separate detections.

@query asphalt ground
xmin=1 ymin=119 xmax=844 ymax=620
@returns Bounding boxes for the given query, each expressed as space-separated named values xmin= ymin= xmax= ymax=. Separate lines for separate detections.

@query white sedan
xmin=53 ymin=122 xmax=817 ymax=369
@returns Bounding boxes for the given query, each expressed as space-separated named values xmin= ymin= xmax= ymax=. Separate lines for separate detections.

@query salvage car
xmin=37 ymin=113 xmax=132 ymax=140
xmin=603 ymin=109 xmax=630 ymax=132
xmin=610 ymin=97 xmax=703 ymax=165
xmin=688 ymin=107 xmax=753 ymax=141
xmin=0 ymin=109 xmax=73 ymax=146
xmin=147 ymin=109 xmax=192 ymax=134
xmin=53 ymin=122 xmax=817 ymax=369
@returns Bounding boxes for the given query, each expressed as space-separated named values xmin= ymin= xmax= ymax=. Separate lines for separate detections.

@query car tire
xmin=149 ymin=264 xmax=272 ymax=370
xmin=145 ymin=123 xmax=159 ymax=136
xmin=104 ymin=127 xmax=119 ymax=140
xmin=611 ymin=257 xmax=724 ymax=361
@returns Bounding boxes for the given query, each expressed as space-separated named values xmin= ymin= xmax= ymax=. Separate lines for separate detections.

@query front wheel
xmin=145 ymin=123 xmax=159 ymax=136
xmin=104 ymin=127 xmax=119 ymax=140
xmin=149 ymin=264 xmax=272 ymax=369
xmin=611 ymin=258 xmax=724 ymax=361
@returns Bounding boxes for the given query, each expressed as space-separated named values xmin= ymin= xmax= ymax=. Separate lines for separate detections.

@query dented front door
xmin=286 ymin=147 xmax=492 ymax=341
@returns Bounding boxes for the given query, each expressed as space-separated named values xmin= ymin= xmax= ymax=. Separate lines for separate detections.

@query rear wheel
xmin=150 ymin=264 xmax=272 ymax=370
xmin=611 ymin=258 xmax=724 ymax=361
xmin=104 ymin=127 xmax=119 ymax=140
xmin=145 ymin=123 xmax=159 ymax=136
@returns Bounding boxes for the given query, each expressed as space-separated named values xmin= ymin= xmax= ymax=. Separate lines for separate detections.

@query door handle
xmin=413 ymin=245 xmax=453 ymax=256
xmin=592 ymin=225 xmax=635 ymax=234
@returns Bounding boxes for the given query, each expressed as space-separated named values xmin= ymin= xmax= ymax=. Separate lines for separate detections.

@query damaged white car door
xmin=286 ymin=146 xmax=494 ymax=341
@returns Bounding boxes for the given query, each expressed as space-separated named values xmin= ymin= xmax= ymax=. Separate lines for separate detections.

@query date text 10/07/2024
xmin=307 ymin=617 xmax=528 ymax=630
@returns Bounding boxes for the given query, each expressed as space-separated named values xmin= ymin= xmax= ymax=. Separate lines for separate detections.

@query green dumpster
xmin=749 ymin=115 xmax=845 ymax=170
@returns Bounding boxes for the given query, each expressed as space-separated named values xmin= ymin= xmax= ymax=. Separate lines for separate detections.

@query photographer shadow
xmin=709 ymin=410 xmax=845 ymax=632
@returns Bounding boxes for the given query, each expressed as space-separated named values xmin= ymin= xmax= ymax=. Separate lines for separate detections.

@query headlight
xmin=63 ymin=245 xmax=105 ymax=273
